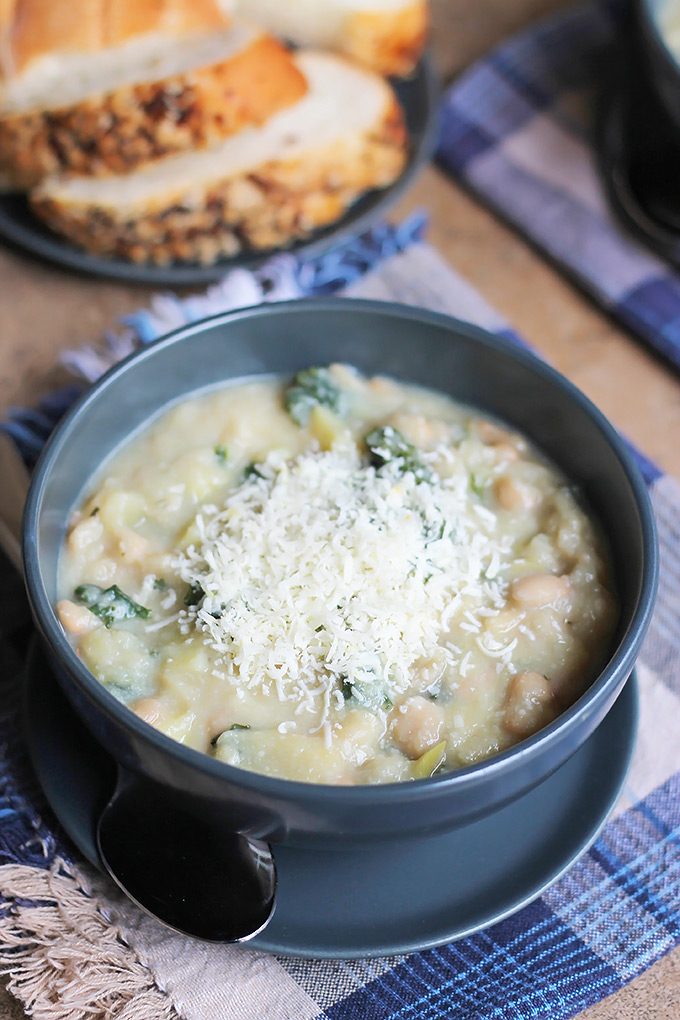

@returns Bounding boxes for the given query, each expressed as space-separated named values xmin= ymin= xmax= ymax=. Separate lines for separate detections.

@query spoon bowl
xmin=97 ymin=769 xmax=276 ymax=942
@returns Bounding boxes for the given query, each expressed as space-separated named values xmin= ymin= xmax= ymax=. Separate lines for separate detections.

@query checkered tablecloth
xmin=438 ymin=0 xmax=680 ymax=373
xmin=1 ymin=219 xmax=680 ymax=1019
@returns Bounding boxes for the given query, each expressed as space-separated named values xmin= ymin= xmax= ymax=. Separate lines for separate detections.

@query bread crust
xmin=30 ymin=98 xmax=407 ymax=265
xmin=0 ymin=34 xmax=307 ymax=188
xmin=227 ymin=0 xmax=428 ymax=77
xmin=345 ymin=1 xmax=429 ymax=77
xmin=0 ymin=0 xmax=229 ymax=79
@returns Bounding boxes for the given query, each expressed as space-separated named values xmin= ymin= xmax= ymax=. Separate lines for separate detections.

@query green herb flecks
xmin=184 ymin=582 xmax=205 ymax=607
xmin=339 ymin=671 xmax=393 ymax=713
xmin=364 ymin=426 xmax=434 ymax=484
xmin=285 ymin=367 xmax=346 ymax=427
xmin=470 ymin=474 xmax=486 ymax=498
xmin=74 ymin=584 xmax=150 ymax=628
xmin=214 ymin=445 xmax=228 ymax=463
xmin=243 ymin=461 xmax=265 ymax=481
xmin=422 ymin=518 xmax=446 ymax=544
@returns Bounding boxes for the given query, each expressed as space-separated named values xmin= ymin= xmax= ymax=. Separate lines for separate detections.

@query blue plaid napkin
xmin=437 ymin=0 xmax=680 ymax=373
xmin=2 ymin=224 xmax=680 ymax=1020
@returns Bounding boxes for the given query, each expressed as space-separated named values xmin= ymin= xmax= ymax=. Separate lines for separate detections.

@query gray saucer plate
xmin=0 ymin=59 xmax=438 ymax=286
xmin=24 ymin=639 xmax=638 ymax=959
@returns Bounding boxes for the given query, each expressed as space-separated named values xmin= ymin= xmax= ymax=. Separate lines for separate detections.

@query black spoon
xmin=97 ymin=768 xmax=277 ymax=942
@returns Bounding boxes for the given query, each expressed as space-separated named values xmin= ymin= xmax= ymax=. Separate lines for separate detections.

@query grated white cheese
xmin=459 ymin=650 xmax=472 ymax=679
xmin=144 ymin=611 xmax=182 ymax=633
xmin=174 ymin=446 xmax=513 ymax=724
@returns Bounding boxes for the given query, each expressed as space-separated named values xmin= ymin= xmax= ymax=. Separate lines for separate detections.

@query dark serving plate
xmin=0 ymin=58 xmax=438 ymax=286
xmin=24 ymin=638 xmax=638 ymax=958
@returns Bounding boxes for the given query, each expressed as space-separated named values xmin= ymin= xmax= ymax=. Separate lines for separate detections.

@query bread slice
xmin=0 ymin=0 xmax=230 ymax=77
xmin=0 ymin=2 xmax=307 ymax=188
xmin=224 ymin=0 xmax=428 ymax=76
xmin=30 ymin=51 xmax=408 ymax=265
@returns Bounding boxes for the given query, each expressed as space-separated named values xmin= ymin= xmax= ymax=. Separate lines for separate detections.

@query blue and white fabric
xmin=437 ymin=0 xmax=680 ymax=373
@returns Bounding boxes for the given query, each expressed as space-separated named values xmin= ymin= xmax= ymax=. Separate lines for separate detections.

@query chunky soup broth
xmin=58 ymin=366 xmax=617 ymax=784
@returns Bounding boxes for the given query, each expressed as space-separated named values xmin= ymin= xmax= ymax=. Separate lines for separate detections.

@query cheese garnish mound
xmin=175 ymin=446 xmax=514 ymax=733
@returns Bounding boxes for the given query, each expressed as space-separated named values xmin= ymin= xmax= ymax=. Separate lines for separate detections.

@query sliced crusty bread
xmin=0 ymin=0 xmax=232 ymax=106
xmin=30 ymin=51 xmax=407 ymax=265
xmin=0 ymin=4 xmax=307 ymax=187
xmin=0 ymin=0 xmax=230 ymax=80
xmin=223 ymin=0 xmax=428 ymax=76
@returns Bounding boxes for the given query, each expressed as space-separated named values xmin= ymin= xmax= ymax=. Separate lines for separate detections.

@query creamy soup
xmin=58 ymin=366 xmax=617 ymax=784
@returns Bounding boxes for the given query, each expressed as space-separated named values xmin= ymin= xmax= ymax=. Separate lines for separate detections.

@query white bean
xmin=118 ymin=528 xmax=152 ymax=563
xmin=390 ymin=696 xmax=444 ymax=759
xmin=503 ymin=671 xmax=554 ymax=737
xmin=496 ymin=476 xmax=542 ymax=511
xmin=493 ymin=443 xmax=520 ymax=463
xmin=368 ymin=376 xmax=399 ymax=397
xmin=131 ymin=698 xmax=165 ymax=726
xmin=56 ymin=599 xmax=99 ymax=635
xmin=67 ymin=516 xmax=103 ymax=553
xmin=412 ymin=649 xmax=448 ymax=690
xmin=476 ymin=420 xmax=512 ymax=445
xmin=476 ymin=419 xmax=525 ymax=448
xmin=388 ymin=413 xmax=449 ymax=449
xmin=510 ymin=573 xmax=570 ymax=607
xmin=484 ymin=607 xmax=525 ymax=638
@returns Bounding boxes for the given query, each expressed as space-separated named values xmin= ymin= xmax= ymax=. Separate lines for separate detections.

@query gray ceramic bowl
xmin=22 ymin=299 xmax=658 ymax=850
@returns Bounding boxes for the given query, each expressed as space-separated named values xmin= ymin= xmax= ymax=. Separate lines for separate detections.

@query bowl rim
xmin=22 ymin=297 xmax=659 ymax=804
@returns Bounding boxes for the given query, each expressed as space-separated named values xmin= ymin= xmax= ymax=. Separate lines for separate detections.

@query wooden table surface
xmin=2 ymin=2 xmax=680 ymax=1017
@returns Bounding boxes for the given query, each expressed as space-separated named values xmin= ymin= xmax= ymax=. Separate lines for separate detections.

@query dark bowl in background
xmin=596 ymin=0 xmax=680 ymax=264
xmin=22 ymin=300 xmax=658 ymax=851
xmin=634 ymin=0 xmax=680 ymax=133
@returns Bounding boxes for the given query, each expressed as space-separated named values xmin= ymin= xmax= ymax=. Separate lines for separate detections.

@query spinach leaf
xmin=74 ymin=584 xmax=150 ymax=628
xmin=183 ymin=582 xmax=205 ymax=607
xmin=285 ymin=367 xmax=346 ymax=427
xmin=364 ymin=426 xmax=433 ymax=484
xmin=340 ymin=671 xmax=393 ymax=713
xmin=340 ymin=676 xmax=354 ymax=701
xmin=243 ymin=461 xmax=265 ymax=481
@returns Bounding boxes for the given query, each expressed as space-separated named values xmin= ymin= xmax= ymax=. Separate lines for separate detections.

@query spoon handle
xmin=97 ymin=767 xmax=277 ymax=943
